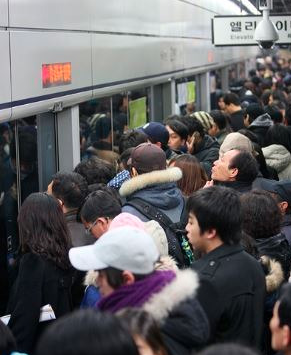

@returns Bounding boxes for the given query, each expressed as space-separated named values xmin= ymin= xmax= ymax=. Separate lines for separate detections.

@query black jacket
xmin=192 ymin=244 xmax=265 ymax=348
xmin=215 ymin=180 xmax=253 ymax=194
xmin=193 ymin=135 xmax=220 ymax=178
xmin=229 ymin=110 xmax=245 ymax=132
xmin=7 ymin=253 xmax=73 ymax=353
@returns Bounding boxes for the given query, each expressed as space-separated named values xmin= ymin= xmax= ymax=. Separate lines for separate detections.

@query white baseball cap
xmin=69 ymin=226 xmax=159 ymax=274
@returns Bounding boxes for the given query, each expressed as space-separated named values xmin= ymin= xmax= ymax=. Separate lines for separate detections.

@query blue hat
xmin=140 ymin=122 xmax=169 ymax=146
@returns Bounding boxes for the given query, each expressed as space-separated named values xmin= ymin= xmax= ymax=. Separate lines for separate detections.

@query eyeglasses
xmin=85 ymin=217 xmax=110 ymax=235
xmin=85 ymin=219 xmax=98 ymax=235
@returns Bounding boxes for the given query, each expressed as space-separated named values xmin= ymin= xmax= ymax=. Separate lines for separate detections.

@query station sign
xmin=212 ymin=15 xmax=291 ymax=46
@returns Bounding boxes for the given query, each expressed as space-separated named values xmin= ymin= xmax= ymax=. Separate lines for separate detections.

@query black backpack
xmin=124 ymin=198 xmax=193 ymax=269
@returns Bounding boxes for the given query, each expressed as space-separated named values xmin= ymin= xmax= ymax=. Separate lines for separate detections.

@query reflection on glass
xmin=79 ymin=98 xmax=119 ymax=165
xmin=112 ymin=93 xmax=129 ymax=149
xmin=175 ymin=76 xmax=196 ymax=116
xmin=0 ymin=117 xmax=39 ymax=313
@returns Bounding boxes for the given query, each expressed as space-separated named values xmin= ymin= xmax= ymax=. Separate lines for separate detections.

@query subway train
xmin=0 ymin=0 xmax=259 ymax=314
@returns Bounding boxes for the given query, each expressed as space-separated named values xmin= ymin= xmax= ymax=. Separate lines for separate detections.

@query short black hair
xmin=245 ymin=103 xmax=264 ymax=124
xmin=264 ymin=105 xmax=283 ymax=124
xmin=119 ymin=147 xmax=134 ymax=170
xmin=266 ymin=124 xmax=291 ymax=153
xmin=35 ymin=309 xmax=139 ymax=355
xmin=177 ymin=115 xmax=204 ymax=137
xmin=52 ymin=172 xmax=88 ymax=209
xmin=164 ymin=118 xmax=189 ymax=141
xmin=119 ymin=130 xmax=147 ymax=155
xmin=228 ymin=150 xmax=259 ymax=183
xmin=186 ymin=186 xmax=242 ymax=245
xmin=74 ymin=156 xmax=115 ymax=185
xmin=95 ymin=116 xmax=112 ymax=140
xmin=241 ymin=190 xmax=281 ymax=240
xmin=209 ymin=110 xmax=228 ymax=130
xmin=223 ymin=93 xmax=240 ymax=106
xmin=261 ymin=90 xmax=272 ymax=106
xmin=81 ymin=188 xmax=121 ymax=223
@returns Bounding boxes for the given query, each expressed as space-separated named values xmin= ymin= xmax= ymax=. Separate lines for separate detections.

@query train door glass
xmin=0 ymin=117 xmax=39 ymax=313
xmin=79 ymin=97 xmax=116 ymax=164
xmin=175 ymin=76 xmax=197 ymax=115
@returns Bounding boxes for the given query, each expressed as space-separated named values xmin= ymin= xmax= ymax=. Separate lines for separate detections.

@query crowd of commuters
xmin=3 ymin=55 xmax=291 ymax=355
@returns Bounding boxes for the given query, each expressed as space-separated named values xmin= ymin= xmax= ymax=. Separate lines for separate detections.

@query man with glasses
xmin=80 ymin=187 xmax=122 ymax=240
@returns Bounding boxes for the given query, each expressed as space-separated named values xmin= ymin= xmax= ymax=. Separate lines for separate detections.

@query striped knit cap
xmin=193 ymin=111 xmax=214 ymax=132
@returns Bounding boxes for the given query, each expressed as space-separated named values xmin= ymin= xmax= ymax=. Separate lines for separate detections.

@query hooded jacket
xmin=193 ymin=135 xmax=220 ymax=178
xmin=262 ymin=144 xmax=291 ymax=180
xmin=249 ymin=113 xmax=273 ymax=147
xmin=120 ymin=167 xmax=184 ymax=223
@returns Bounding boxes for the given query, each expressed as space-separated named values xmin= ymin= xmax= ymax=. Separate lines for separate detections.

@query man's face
xmin=82 ymin=217 xmax=110 ymax=239
xmin=166 ymin=126 xmax=185 ymax=151
xmin=97 ymin=271 xmax=115 ymax=297
xmin=270 ymin=302 xmax=288 ymax=351
xmin=211 ymin=150 xmax=239 ymax=182
xmin=218 ymin=97 xmax=226 ymax=111
xmin=186 ymin=212 xmax=207 ymax=253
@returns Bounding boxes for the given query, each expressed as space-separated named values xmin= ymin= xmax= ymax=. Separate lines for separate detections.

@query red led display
xmin=42 ymin=62 xmax=71 ymax=88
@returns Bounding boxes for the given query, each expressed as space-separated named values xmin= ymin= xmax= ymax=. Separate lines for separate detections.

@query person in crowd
xmin=261 ymin=89 xmax=273 ymax=107
xmin=196 ymin=343 xmax=259 ymax=355
xmin=217 ymin=93 xmax=226 ymax=111
xmin=74 ymin=156 xmax=115 ymax=187
xmin=119 ymin=308 xmax=169 ymax=355
xmin=186 ymin=118 xmax=219 ymax=178
xmin=238 ymin=128 xmax=279 ymax=180
xmin=256 ymin=180 xmax=291 ymax=245
xmin=35 ymin=309 xmax=139 ymax=355
xmin=269 ymin=283 xmax=291 ymax=355
xmin=120 ymin=143 xmax=191 ymax=268
xmin=243 ymin=103 xmax=272 ymax=147
xmin=7 ymin=193 xmax=73 ymax=354
xmin=241 ymin=190 xmax=291 ymax=353
xmin=47 ymin=172 xmax=93 ymax=247
xmin=186 ymin=186 xmax=265 ymax=347
xmin=241 ymin=190 xmax=291 ymax=283
xmin=80 ymin=188 xmax=122 ymax=240
xmin=107 ymin=148 xmax=133 ymax=190
xmin=265 ymin=105 xmax=284 ymax=124
xmin=219 ymin=132 xmax=253 ymax=157
xmin=211 ymin=150 xmax=259 ymax=193
xmin=164 ymin=118 xmax=188 ymax=153
xmin=208 ymin=110 xmax=230 ymax=145
xmin=69 ymin=226 xmax=210 ymax=355
xmin=119 ymin=130 xmax=148 ymax=155
xmin=263 ymin=125 xmax=291 ymax=180
xmin=223 ymin=93 xmax=245 ymax=131
xmin=140 ymin=122 xmax=177 ymax=161
xmin=284 ymin=105 xmax=291 ymax=129
xmin=81 ymin=212 xmax=176 ymax=309
xmin=169 ymin=154 xmax=207 ymax=197
xmin=87 ymin=115 xmax=119 ymax=165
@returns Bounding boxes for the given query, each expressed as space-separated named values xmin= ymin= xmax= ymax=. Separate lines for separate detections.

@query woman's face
xmin=166 ymin=125 xmax=185 ymax=151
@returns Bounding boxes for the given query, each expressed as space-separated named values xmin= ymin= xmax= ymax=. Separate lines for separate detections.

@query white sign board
xmin=212 ymin=15 xmax=291 ymax=46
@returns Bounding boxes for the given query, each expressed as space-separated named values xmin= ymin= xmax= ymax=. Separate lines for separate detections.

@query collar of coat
xmin=119 ymin=167 xmax=182 ymax=197
xmin=142 ymin=269 xmax=199 ymax=322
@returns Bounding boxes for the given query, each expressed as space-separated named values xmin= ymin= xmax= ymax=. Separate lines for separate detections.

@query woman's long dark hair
xmin=18 ymin=192 xmax=72 ymax=269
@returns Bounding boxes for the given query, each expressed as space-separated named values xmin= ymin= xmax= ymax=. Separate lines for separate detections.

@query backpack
xmin=124 ymin=198 xmax=193 ymax=269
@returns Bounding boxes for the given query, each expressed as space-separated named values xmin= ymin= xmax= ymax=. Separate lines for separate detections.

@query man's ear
xmin=131 ymin=167 xmax=138 ymax=177
xmin=229 ymin=167 xmax=238 ymax=179
xmin=204 ymin=228 xmax=218 ymax=240
xmin=122 ymin=271 xmax=135 ymax=285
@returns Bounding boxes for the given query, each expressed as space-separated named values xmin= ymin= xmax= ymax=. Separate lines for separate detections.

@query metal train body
xmin=0 ymin=0 xmax=258 ymax=123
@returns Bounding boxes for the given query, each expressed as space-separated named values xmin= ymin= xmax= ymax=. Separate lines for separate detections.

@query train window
xmin=112 ymin=93 xmax=129 ymax=150
xmin=175 ymin=76 xmax=197 ymax=115
xmin=128 ymin=88 xmax=151 ymax=128
xmin=79 ymin=97 xmax=119 ymax=165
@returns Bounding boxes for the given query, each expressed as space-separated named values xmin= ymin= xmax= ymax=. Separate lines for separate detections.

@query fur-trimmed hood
xmin=260 ymin=256 xmax=284 ymax=293
xmin=262 ymin=144 xmax=291 ymax=179
xmin=119 ymin=167 xmax=182 ymax=197
xmin=143 ymin=269 xmax=198 ymax=321
xmin=84 ymin=270 xmax=98 ymax=287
